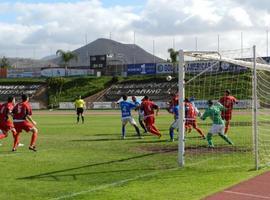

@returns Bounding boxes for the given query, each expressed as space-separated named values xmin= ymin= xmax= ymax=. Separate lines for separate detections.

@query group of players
xmin=119 ymin=89 xmax=237 ymax=148
xmin=0 ymin=94 xmax=38 ymax=152
xmin=0 ymin=90 xmax=236 ymax=151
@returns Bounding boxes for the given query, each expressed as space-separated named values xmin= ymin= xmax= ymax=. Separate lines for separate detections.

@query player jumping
xmin=185 ymin=98 xmax=205 ymax=139
xmin=119 ymin=95 xmax=141 ymax=139
xmin=200 ymin=100 xmax=234 ymax=148
xmin=140 ymin=96 xmax=162 ymax=138
xmin=12 ymin=94 xmax=38 ymax=152
xmin=168 ymin=101 xmax=179 ymax=141
xmin=219 ymin=90 xmax=238 ymax=134
xmin=131 ymin=96 xmax=147 ymax=133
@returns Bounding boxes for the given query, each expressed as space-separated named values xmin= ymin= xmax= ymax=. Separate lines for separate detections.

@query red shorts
xmin=144 ymin=116 xmax=155 ymax=126
xmin=0 ymin=121 xmax=14 ymax=132
xmin=185 ymin=119 xmax=199 ymax=128
xmin=14 ymin=121 xmax=34 ymax=133
xmin=221 ymin=112 xmax=232 ymax=121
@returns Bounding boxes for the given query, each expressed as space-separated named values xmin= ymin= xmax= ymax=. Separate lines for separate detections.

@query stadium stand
xmin=89 ymin=79 xmax=178 ymax=102
xmin=0 ymin=84 xmax=48 ymax=108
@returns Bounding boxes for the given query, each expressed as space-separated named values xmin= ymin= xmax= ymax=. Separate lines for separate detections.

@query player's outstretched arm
xmin=200 ymin=110 xmax=209 ymax=121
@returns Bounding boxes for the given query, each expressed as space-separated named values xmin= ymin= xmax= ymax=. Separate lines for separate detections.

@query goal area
xmin=177 ymin=46 xmax=270 ymax=170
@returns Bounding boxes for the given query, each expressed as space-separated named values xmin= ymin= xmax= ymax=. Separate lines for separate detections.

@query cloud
xmin=0 ymin=0 xmax=269 ymax=59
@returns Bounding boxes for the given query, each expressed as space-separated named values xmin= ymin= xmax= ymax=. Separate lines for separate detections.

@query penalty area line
xmin=51 ymin=155 xmax=217 ymax=200
xmin=51 ymin=168 xmax=178 ymax=200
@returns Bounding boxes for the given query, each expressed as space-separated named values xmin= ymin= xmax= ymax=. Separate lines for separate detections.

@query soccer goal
xmin=177 ymin=46 xmax=270 ymax=170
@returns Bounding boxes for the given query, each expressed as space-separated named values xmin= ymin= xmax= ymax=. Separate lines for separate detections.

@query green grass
xmin=0 ymin=110 xmax=266 ymax=200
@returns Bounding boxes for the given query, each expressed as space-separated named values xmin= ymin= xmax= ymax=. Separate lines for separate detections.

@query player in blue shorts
xmin=168 ymin=101 xmax=179 ymax=142
xmin=119 ymin=95 xmax=142 ymax=139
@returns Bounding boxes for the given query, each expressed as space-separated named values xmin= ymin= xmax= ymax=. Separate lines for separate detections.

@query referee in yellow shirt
xmin=74 ymin=96 xmax=86 ymax=124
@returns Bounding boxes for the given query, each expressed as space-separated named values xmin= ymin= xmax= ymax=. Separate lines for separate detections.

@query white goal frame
xmin=178 ymin=46 xmax=269 ymax=169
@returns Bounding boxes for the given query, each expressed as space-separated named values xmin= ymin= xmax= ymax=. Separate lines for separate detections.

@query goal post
xmin=252 ymin=45 xmax=259 ymax=170
xmin=178 ymin=50 xmax=185 ymax=167
xmin=177 ymin=46 xmax=270 ymax=169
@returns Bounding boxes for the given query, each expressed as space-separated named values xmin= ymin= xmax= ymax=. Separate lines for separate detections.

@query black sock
xmin=134 ymin=125 xmax=141 ymax=136
xmin=139 ymin=120 xmax=147 ymax=132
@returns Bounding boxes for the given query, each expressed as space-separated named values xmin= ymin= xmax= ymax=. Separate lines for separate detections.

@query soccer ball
xmin=166 ymin=75 xmax=172 ymax=81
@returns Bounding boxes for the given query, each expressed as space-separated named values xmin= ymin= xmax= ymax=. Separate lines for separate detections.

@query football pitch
xmin=0 ymin=110 xmax=265 ymax=200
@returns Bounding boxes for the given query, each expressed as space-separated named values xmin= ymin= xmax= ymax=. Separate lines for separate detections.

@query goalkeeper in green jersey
xmin=200 ymin=100 xmax=234 ymax=148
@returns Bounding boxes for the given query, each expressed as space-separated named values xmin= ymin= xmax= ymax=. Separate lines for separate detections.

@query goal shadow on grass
xmin=134 ymin=145 xmax=252 ymax=155
xmin=17 ymin=152 xmax=163 ymax=181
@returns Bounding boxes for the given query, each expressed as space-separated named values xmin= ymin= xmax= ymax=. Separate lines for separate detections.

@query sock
xmin=195 ymin=128 xmax=205 ymax=138
xmin=77 ymin=116 xmax=79 ymax=123
xmin=207 ymin=133 xmax=214 ymax=146
xmin=225 ymin=125 xmax=229 ymax=134
xmin=169 ymin=127 xmax=174 ymax=140
xmin=122 ymin=125 xmax=126 ymax=137
xmin=134 ymin=125 xmax=141 ymax=136
xmin=12 ymin=130 xmax=18 ymax=149
xmin=13 ymin=132 xmax=20 ymax=148
xmin=149 ymin=125 xmax=161 ymax=137
xmin=139 ymin=120 xmax=147 ymax=132
xmin=219 ymin=133 xmax=233 ymax=145
xmin=30 ymin=132 xmax=38 ymax=147
xmin=82 ymin=116 xmax=84 ymax=123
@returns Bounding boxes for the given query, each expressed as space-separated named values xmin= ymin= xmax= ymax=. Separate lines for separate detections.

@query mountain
xmin=50 ymin=38 xmax=165 ymax=67
xmin=41 ymin=55 xmax=58 ymax=61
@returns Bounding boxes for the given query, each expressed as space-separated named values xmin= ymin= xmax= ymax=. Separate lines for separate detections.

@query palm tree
xmin=56 ymin=49 xmax=77 ymax=76
xmin=168 ymin=48 xmax=178 ymax=74
xmin=0 ymin=56 xmax=11 ymax=69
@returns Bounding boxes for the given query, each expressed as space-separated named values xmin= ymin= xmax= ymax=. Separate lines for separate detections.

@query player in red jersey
xmin=0 ymin=96 xmax=19 ymax=150
xmin=12 ymin=94 xmax=38 ymax=151
xmin=140 ymin=96 xmax=162 ymax=138
xmin=166 ymin=92 xmax=179 ymax=113
xmin=184 ymin=99 xmax=205 ymax=139
xmin=219 ymin=90 xmax=238 ymax=134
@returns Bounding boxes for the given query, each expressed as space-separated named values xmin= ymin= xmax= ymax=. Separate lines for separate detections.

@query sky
xmin=0 ymin=0 xmax=269 ymax=59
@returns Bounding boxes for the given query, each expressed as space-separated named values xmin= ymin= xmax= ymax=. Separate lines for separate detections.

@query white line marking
xmin=50 ymin=169 xmax=175 ymax=200
xmin=224 ymin=190 xmax=270 ymax=199
xmin=51 ymin=157 xmax=215 ymax=200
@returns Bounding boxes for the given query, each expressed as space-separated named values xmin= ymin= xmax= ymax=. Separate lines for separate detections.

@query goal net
xmin=178 ymin=47 xmax=270 ymax=169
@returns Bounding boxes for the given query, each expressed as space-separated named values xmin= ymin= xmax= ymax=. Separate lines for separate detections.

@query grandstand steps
xmin=84 ymin=86 xmax=113 ymax=103
xmin=84 ymin=79 xmax=178 ymax=103
xmin=32 ymin=85 xmax=48 ymax=109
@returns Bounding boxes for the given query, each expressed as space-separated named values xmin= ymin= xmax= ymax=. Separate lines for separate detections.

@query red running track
xmin=205 ymin=171 xmax=270 ymax=200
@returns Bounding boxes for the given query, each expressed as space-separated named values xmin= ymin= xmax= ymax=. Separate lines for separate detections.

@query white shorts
xmin=170 ymin=119 xmax=179 ymax=129
xmin=122 ymin=117 xmax=137 ymax=126
xmin=209 ymin=124 xmax=225 ymax=135
xmin=138 ymin=113 xmax=144 ymax=121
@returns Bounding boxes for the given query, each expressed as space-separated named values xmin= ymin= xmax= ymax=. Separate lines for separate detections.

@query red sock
xmin=149 ymin=125 xmax=161 ymax=136
xmin=30 ymin=132 xmax=38 ymax=147
xmin=225 ymin=125 xmax=229 ymax=134
xmin=195 ymin=128 xmax=205 ymax=137
xmin=13 ymin=132 xmax=20 ymax=149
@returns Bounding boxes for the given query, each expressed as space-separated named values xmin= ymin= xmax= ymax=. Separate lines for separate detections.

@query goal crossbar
xmin=184 ymin=52 xmax=270 ymax=72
